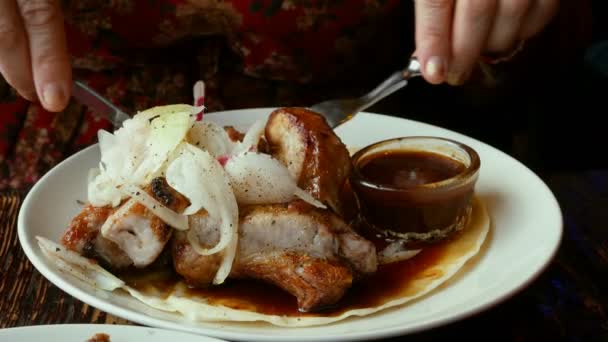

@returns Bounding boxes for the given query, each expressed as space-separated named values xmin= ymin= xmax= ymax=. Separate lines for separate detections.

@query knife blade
xmin=71 ymin=80 xmax=131 ymax=128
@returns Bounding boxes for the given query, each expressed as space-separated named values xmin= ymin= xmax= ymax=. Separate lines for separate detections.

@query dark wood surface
xmin=2 ymin=170 xmax=608 ymax=341
xmin=0 ymin=191 xmax=130 ymax=327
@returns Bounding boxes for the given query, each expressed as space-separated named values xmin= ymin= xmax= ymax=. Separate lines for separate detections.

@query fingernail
xmin=21 ymin=90 xmax=38 ymax=102
xmin=447 ymin=70 xmax=465 ymax=86
xmin=42 ymin=83 xmax=67 ymax=111
xmin=425 ymin=56 xmax=445 ymax=81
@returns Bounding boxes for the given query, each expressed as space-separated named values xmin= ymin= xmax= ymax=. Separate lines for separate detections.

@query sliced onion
xmin=37 ymin=236 xmax=125 ymax=291
xmin=212 ymin=237 xmax=237 ymax=285
xmin=101 ymin=198 xmax=136 ymax=238
xmin=135 ymin=111 xmax=192 ymax=182
xmin=232 ymin=119 xmax=265 ymax=155
xmin=187 ymin=121 xmax=235 ymax=157
xmin=87 ymin=168 xmax=122 ymax=208
xmin=165 ymin=143 xmax=239 ymax=284
xmin=224 ymin=151 xmax=326 ymax=208
xmin=191 ymin=105 xmax=206 ymax=116
xmin=119 ymin=185 xmax=189 ymax=230
xmin=378 ymin=242 xmax=422 ymax=265
xmin=88 ymin=105 xmax=196 ymax=207
xmin=293 ymin=188 xmax=326 ymax=209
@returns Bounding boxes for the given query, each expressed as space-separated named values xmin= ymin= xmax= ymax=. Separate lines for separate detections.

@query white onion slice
xmin=37 ymin=236 xmax=125 ymax=291
xmin=88 ymin=105 xmax=196 ymax=207
xmin=191 ymin=105 xmax=206 ymax=115
xmin=378 ymin=242 xmax=422 ymax=264
xmin=224 ymin=151 xmax=326 ymax=208
xmin=135 ymin=111 xmax=192 ymax=182
xmin=187 ymin=121 xmax=235 ymax=157
xmin=87 ymin=168 xmax=122 ymax=207
xmin=119 ymin=185 xmax=189 ymax=231
xmin=232 ymin=119 xmax=265 ymax=155
xmin=212 ymin=237 xmax=237 ymax=285
xmin=293 ymin=188 xmax=326 ymax=208
xmin=100 ymin=198 xmax=136 ymax=237
xmin=165 ymin=143 xmax=238 ymax=284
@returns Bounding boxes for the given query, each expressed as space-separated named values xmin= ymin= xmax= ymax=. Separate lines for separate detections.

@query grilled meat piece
xmin=62 ymin=178 xmax=187 ymax=269
xmin=265 ymin=107 xmax=352 ymax=215
xmin=237 ymin=251 xmax=353 ymax=311
xmin=101 ymin=178 xmax=188 ymax=268
xmin=172 ymin=211 xmax=224 ymax=287
xmin=101 ymin=199 xmax=173 ymax=267
xmin=236 ymin=203 xmax=376 ymax=275
xmin=172 ymin=202 xmax=376 ymax=311
xmin=61 ymin=204 xmax=132 ymax=269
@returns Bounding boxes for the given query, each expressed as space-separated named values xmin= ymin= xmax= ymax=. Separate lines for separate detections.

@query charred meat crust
xmin=150 ymin=177 xmax=190 ymax=213
xmin=265 ymin=107 xmax=352 ymax=215
xmin=151 ymin=177 xmax=174 ymax=207
xmin=224 ymin=126 xmax=245 ymax=142
xmin=224 ymin=125 xmax=269 ymax=153
xmin=61 ymin=204 xmax=132 ymax=269
xmin=61 ymin=205 xmax=113 ymax=251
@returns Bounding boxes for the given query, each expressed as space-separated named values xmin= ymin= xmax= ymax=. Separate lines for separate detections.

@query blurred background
xmin=369 ymin=0 xmax=608 ymax=178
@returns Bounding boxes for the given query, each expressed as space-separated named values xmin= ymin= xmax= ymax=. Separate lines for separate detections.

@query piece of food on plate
xmin=37 ymin=103 xmax=490 ymax=327
xmin=61 ymin=204 xmax=132 ymax=269
xmin=86 ymin=333 xmax=110 ymax=342
xmin=62 ymin=177 xmax=187 ymax=269
xmin=265 ymin=107 xmax=352 ymax=216
xmin=172 ymin=202 xmax=376 ymax=311
xmin=53 ymin=104 xmax=373 ymax=307
xmin=99 ymin=177 xmax=188 ymax=268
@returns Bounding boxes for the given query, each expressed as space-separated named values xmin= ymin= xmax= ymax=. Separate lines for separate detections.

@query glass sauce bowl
xmin=350 ymin=136 xmax=481 ymax=248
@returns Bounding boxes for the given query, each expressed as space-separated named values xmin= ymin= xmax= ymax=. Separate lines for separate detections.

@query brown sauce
xmin=121 ymin=242 xmax=446 ymax=317
xmin=351 ymin=150 xmax=474 ymax=244
xmin=358 ymin=150 xmax=465 ymax=188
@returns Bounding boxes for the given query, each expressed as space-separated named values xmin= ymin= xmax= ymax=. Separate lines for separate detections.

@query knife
xmin=71 ymin=80 xmax=131 ymax=129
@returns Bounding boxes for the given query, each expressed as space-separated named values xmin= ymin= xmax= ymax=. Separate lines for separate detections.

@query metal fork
xmin=309 ymin=57 xmax=422 ymax=128
xmin=72 ymin=57 xmax=422 ymax=131
xmin=71 ymin=80 xmax=131 ymax=129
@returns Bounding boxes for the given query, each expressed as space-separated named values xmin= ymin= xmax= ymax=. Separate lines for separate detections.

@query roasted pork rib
xmin=172 ymin=202 xmax=376 ymax=311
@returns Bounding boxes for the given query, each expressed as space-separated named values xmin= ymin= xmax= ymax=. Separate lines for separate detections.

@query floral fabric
xmin=0 ymin=0 xmax=411 ymax=190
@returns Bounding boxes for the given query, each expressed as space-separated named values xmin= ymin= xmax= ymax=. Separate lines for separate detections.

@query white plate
xmin=0 ymin=324 xmax=225 ymax=341
xmin=18 ymin=109 xmax=562 ymax=342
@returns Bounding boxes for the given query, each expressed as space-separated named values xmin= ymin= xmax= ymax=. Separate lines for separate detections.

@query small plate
xmin=0 ymin=324 xmax=225 ymax=341
xmin=18 ymin=109 xmax=562 ymax=341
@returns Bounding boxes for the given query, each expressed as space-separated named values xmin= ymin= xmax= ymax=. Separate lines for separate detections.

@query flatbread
xmin=37 ymin=197 xmax=490 ymax=327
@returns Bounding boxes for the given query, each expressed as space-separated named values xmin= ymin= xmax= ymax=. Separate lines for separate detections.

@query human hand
xmin=414 ymin=0 xmax=559 ymax=85
xmin=0 ymin=0 xmax=71 ymax=111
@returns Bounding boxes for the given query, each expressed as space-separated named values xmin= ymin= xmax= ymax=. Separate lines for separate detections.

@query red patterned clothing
xmin=0 ymin=0 xmax=411 ymax=190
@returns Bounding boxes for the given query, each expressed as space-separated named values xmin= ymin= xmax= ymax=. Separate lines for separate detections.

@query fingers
xmin=0 ymin=1 xmax=36 ymax=101
xmin=448 ymin=0 xmax=497 ymax=85
xmin=415 ymin=0 xmax=454 ymax=84
xmin=519 ymin=0 xmax=559 ymax=40
xmin=486 ymin=0 xmax=531 ymax=53
xmin=415 ymin=0 xmax=559 ymax=86
xmin=17 ymin=0 xmax=71 ymax=112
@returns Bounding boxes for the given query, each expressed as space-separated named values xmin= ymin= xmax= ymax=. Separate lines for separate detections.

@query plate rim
xmin=0 ymin=323 xmax=226 ymax=341
xmin=17 ymin=109 xmax=563 ymax=342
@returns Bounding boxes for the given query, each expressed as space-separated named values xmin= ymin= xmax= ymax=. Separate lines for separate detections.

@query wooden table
xmin=2 ymin=170 xmax=607 ymax=340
